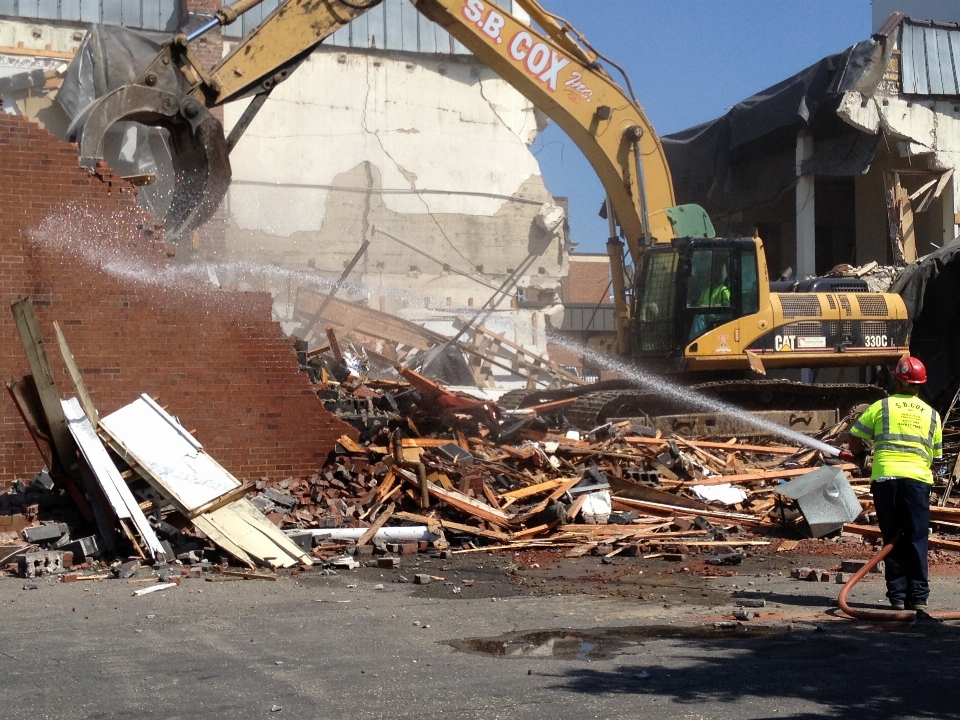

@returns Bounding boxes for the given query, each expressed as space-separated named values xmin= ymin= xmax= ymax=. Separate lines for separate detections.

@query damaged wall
xmin=215 ymin=47 xmax=568 ymax=350
xmin=0 ymin=114 xmax=355 ymax=484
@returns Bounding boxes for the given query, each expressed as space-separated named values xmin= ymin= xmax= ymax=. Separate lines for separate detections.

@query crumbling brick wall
xmin=0 ymin=115 xmax=355 ymax=484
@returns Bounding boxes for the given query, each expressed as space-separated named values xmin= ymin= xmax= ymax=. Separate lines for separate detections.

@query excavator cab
xmin=632 ymin=237 xmax=760 ymax=364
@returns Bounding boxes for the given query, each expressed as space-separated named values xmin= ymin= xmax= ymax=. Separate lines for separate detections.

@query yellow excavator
xmin=64 ymin=0 xmax=910 ymax=423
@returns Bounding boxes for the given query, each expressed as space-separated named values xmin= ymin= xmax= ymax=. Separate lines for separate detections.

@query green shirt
xmin=850 ymin=393 xmax=943 ymax=484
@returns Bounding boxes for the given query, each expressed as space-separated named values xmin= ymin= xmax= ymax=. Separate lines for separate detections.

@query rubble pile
xmin=5 ymin=303 xmax=960 ymax=588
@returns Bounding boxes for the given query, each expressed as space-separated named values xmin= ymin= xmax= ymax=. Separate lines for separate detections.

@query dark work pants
xmin=871 ymin=477 xmax=932 ymax=604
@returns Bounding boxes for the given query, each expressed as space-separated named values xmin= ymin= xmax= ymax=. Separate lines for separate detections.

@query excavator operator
xmin=689 ymin=262 xmax=730 ymax=340
xmin=841 ymin=356 xmax=943 ymax=611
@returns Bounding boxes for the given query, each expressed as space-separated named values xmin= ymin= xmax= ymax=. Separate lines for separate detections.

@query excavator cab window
xmin=634 ymin=249 xmax=679 ymax=354
xmin=679 ymin=242 xmax=759 ymax=343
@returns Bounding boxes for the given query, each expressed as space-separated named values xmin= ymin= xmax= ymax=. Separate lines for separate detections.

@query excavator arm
xmin=66 ymin=2 xmax=690 ymax=242
xmin=67 ymin=0 xmax=715 ymax=351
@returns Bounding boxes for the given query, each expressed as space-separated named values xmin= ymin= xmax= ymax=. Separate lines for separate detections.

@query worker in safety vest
xmin=843 ymin=356 xmax=943 ymax=611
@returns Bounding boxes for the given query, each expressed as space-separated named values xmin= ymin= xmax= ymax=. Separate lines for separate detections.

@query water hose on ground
xmin=838 ymin=532 xmax=960 ymax=621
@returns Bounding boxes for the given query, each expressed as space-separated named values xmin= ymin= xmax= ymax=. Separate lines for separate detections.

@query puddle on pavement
xmin=448 ymin=624 xmax=782 ymax=660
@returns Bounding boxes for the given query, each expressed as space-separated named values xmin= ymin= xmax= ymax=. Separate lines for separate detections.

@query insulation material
xmin=691 ymin=483 xmax=748 ymax=506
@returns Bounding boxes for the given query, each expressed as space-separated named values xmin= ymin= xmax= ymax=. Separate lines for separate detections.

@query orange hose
xmin=838 ymin=532 xmax=960 ymax=620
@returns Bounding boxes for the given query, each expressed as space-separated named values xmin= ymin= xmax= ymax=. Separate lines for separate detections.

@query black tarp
xmin=891 ymin=238 xmax=960 ymax=411
xmin=662 ymin=38 xmax=892 ymax=217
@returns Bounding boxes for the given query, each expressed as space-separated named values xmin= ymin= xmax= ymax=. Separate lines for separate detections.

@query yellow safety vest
xmin=850 ymin=394 xmax=943 ymax=484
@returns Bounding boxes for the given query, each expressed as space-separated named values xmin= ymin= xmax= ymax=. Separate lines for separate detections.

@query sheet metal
xmin=0 ymin=0 xmax=178 ymax=30
xmin=224 ymin=0 xmax=517 ymax=55
xmin=901 ymin=18 xmax=960 ymax=96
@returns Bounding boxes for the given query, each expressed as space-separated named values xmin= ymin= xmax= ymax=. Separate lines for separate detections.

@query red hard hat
xmin=893 ymin=356 xmax=927 ymax=384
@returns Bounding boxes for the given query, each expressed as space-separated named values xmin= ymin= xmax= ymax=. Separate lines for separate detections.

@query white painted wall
xmin=220 ymin=45 xmax=570 ymax=356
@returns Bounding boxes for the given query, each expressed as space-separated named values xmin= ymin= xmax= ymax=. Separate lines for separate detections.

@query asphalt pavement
xmin=3 ymin=553 xmax=960 ymax=720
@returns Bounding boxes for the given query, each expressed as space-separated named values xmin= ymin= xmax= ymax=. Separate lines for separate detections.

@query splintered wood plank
xmin=622 ymin=436 xmax=800 ymax=455
xmin=498 ymin=478 xmax=565 ymax=500
xmin=511 ymin=524 xmax=549 ymax=540
xmin=357 ymin=502 xmax=395 ymax=546
xmin=53 ymin=321 xmax=99 ymax=426
xmin=692 ymin=464 xmax=855 ymax=486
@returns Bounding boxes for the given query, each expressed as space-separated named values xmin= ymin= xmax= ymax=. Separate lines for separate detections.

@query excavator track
xmin=504 ymin=380 xmax=885 ymax=431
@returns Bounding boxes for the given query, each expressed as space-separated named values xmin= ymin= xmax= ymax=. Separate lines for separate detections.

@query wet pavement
xmin=4 ymin=547 xmax=960 ymax=719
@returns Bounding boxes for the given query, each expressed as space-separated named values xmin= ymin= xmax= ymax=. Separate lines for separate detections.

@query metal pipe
xmin=186 ymin=17 xmax=221 ymax=41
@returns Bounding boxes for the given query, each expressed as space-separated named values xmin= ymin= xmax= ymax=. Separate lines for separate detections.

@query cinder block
xmin=22 ymin=522 xmax=68 ymax=543
xmin=377 ymin=557 xmax=399 ymax=569
xmin=18 ymin=550 xmax=65 ymax=578
xmin=61 ymin=536 xmax=99 ymax=562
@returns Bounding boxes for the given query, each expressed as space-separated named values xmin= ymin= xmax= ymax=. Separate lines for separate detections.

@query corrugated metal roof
xmin=224 ymin=0 xmax=517 ymax=56
xmin=900 ymin=17 xmax=960 ymax=96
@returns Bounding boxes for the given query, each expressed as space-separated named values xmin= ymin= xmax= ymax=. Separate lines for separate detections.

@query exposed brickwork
xmin=0 ymin=115 xmax=355 ymax=484
xmin=560 ymin=255 xmax=613 ymax=305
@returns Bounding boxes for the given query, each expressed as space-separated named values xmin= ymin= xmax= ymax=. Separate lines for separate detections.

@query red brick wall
xmin=561 ymin=256 xmax=612 ymax=305
xmin=0 ymin=115 xmax=355 ymax=484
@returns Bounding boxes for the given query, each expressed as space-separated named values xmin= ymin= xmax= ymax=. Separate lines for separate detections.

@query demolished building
xmin=0 ymin=0 xmax=571 ymax=376
xmin=0 ymin=114 xmax=356 ymax=483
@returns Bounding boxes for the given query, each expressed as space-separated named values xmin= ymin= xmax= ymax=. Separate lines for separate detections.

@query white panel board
xmin=62 ymin=398 xmax=166 ymax=559
xmin=100 ymin=394 xmax=237 ymax=512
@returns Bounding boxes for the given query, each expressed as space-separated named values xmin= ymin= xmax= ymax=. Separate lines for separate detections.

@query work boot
xmin=906 ymin=601 xmax=928 ymax=611
xmin=890 ymin=600 xmax=905 ymax=610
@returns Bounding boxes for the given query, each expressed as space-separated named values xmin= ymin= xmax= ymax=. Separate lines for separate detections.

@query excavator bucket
xmin=65 ymin=83 xmax=231 ymax=240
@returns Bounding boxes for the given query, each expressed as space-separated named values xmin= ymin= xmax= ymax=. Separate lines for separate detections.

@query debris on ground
xmin=4 ymin=300 xmax=960 ymax=588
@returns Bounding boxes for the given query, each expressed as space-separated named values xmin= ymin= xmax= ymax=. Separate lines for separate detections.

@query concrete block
xmin=61 ymin=536 xmax=99 ymax=562
xmin=413 ymin=573 xmax=432 ymax=585
xmin=264 ymin=488 xmax=297 ymax=509
xmin=353 ymin=544 xmax=374 ymax=557
xmin=18 ymin=550 xmax=65 ymax=577
xmin=22 ymin=523 xmax=68 ymax=544
xmin=115 ymin=560 xmax=139 ymax=579
xmin=377 ymin=557 xmax=399 ymax=569
xmin=287 ymin=533 xmax=313 ymax=552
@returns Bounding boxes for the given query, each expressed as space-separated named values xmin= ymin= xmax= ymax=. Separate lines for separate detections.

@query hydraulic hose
xmin=838 ymin=532 xmax=960 ymax=621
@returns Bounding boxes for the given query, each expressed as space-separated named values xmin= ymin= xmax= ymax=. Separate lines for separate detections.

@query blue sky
xmin=529 ymin=0 xmax=874 ymax=254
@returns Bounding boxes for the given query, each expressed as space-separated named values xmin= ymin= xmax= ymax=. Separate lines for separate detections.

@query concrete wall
xmin=217 ymin=46 xmax=568 ymax=351
xmin=0 ymin=114 xmax=354 ymax=484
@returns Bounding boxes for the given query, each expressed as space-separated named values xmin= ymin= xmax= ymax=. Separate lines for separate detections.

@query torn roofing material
xmin=662 ymin=33 xmax=894 ymax=217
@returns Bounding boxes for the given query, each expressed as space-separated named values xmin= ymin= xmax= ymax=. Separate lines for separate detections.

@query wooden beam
xmin=623 ymin=436 xmax=800 ymax=455
xmin=356 ymin=502 xmax=395 ymax=546
xmin=11 ymin=297 xmax=115 ymax=552
xmin=843 ymin=523 xmax=960 ymax=552
xmin=53 ymin=321 xmax=99 ymax=426
xmin=692 ymin=463 xmax=856 ymax=486
xmin=186 ymin=482 xmax=255 ymax=519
